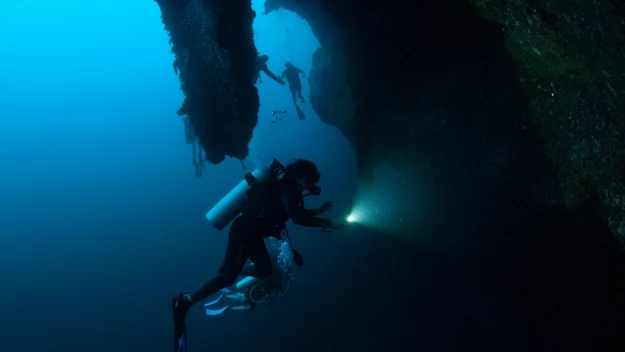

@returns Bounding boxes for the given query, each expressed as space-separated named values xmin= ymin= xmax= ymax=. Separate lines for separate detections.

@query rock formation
xmin=156 ymin=0 xmax=625 ymax=247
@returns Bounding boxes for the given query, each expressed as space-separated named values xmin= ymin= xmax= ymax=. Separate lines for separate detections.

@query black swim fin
xmin=174 ymin=327 xmax=187 ymax=352
xmin=172 ymin=294 xmax=190 ymax=352
xmin=296 ymin=106 xmax=306 ymax=120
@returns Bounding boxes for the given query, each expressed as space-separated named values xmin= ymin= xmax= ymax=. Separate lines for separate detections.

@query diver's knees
xmin=217 ymin=273 xmax=238 ymax=287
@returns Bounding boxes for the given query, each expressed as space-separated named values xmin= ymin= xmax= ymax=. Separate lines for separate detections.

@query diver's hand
xmin=317 ymin=201 xmax=333 ymax=215
xmin=278 ymin=79 xmax=286 ymax=86
xmin=329 ymin=218 xmax=347 ymax=230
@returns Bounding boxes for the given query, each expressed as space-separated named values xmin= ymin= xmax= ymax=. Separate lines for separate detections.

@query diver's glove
xmin=329 ymin=218 xmax=347 ymax=230
xmin=317 ymin=201 xmax=333 ymax=215
xmin=321 ymin=218 xmax=346 ymax=233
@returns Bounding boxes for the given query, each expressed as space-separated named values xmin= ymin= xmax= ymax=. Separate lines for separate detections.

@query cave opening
xmin=246 ymin=2 xmax=431 ymax=245
xmin=236 ymin=0 xmax=361 ymax=221
xmin=244 ymin=1 xmax=358 ymax=193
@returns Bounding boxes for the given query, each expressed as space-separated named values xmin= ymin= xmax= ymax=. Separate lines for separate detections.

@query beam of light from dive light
xmin=345 ymin=209 xmax=365 ymax=224
xmin=348 ymin=189 xmax=399 ymax=230
xmin=349 ymin=164 xmax=425 ymax=243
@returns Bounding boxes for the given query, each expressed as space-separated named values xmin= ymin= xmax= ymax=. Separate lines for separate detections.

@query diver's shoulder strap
xmin=244 ymin=172 xmax=256 ymax=186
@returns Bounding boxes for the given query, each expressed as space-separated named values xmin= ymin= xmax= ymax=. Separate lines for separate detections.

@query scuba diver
xmin=172 ymin=158 xmax=346 ymax=352
xmin=256 ymin=54 xmax=286 ymax=86
xmin=182 ymin=116 xmax=204 ymax=178
xmin=280 ymin=61 xmax=307 ymax=105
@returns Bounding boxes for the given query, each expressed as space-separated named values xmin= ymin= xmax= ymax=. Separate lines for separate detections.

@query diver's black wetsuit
xmin=256 ymin=55 xmax=283 ymax=85
xmin=189 ymin=177 xmax=326 ymax=303
xmin=283 ymin=67 xmax=302 ymax=90
xmin=281 ymin=65 xmax=306 ymax=104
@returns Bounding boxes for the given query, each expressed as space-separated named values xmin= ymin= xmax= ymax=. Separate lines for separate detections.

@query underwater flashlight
xmin=346 ymin=214 xmax=356 ymax=223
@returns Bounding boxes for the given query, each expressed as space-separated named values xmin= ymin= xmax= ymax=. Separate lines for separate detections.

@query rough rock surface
xmin=155 ymin=0 xmax=259 ymax=164
xmin=474 ymin=0 xmax=625 ymax=244
xmin=266 ymin=0 xmax=625 ymax=247
xmin=265 ymin=0 xmax=545 ymax=195
xmin=156 ymin=0 xmax=625 ymax=245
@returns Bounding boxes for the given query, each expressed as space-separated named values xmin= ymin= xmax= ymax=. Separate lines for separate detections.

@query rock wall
xmin=156 ymin=0 xmax=625 ymax=246
xmin=266 ymin=0 xmax=625 ymax=246
xmin=474 ymin=0 xmax=625 ymax=243
xmin=155 ymin=0 xmax=259 ymax=164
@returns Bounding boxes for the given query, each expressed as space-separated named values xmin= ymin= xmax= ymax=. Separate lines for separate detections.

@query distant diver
xmin=171 ymin=158 xmax=347 ymax=352
xmin=256 ymin=54 xmax=286 ymax=86
xmin=182 ymin=116 xmax=204 ymax=178
xmin=280 ymin=61 xmax=307 ymax=105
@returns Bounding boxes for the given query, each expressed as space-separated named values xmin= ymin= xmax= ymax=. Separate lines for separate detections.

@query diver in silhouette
xmin=172 ymin=159 xmax=347 ymax=352
xmin=256 ymin=54 xmax=285 ymax=86
xmin=280 ymin=61 xmax=307 ymax=105
xmin=182 ymin=116 xmax=204 ymax=178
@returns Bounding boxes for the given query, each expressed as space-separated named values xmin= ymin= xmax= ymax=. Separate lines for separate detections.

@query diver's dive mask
xmin=303 ymin=171 xmax=321 ymax=196
xmin=307 ymin=184 xmax=322 ymax=196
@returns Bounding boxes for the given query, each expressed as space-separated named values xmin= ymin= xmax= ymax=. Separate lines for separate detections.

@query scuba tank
xmin=206 ymin=158 xmax=286 ymax=231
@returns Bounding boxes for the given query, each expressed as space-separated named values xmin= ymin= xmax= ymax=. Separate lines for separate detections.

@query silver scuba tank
xmin=205 ymin=159 xmax=286 ymax=231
